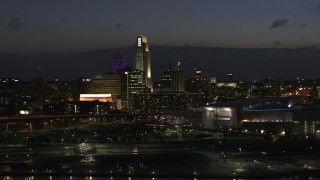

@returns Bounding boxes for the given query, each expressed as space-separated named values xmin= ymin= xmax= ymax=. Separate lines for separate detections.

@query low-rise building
xmin=202 ymin=97 xmax=320 ymax=137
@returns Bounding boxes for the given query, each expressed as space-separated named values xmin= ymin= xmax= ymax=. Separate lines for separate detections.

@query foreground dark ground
xmin=1 ymin=126 xmax=320 ymax=179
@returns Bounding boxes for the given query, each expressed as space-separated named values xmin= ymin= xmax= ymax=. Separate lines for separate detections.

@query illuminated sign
xmin=79 ymin=94 xmax=112 ymax=102
xmin=80 ymin=94 xmax=111 ymax=98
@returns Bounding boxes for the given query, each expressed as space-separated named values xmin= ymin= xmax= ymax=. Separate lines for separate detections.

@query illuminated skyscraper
xmin=134 ymin=35 xmax=152 ymax=91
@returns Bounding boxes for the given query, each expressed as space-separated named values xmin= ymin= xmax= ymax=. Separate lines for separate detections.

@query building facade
xmin=133 ymin=92 xmax=205 ymax=115
xmin=171 ymin=70 xmax=185 ymax=92
xmin=90 ymin=73 xmax=120 ymax=100
xmin=202 ymin=97 xmax=320 ymax=137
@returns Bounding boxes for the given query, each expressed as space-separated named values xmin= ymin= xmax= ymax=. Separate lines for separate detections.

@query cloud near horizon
xmin=270 ymin=19 xmax=288 ymax=29
xmin=114 ymin=23 xmax=124 ymax=28
xmin=273 ymin=41 xmax=283 ymax=46
xmin=59 ymin=20 xmax=67 ymax=24
xmin=298 ymin=24 xmax=307 ymax=28
xmin=9 ymin=17 xmax=22 ymax=30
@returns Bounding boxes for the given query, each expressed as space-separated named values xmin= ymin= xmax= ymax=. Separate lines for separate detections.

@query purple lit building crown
xmin=112 ymin=52 xmax=127 ymax=73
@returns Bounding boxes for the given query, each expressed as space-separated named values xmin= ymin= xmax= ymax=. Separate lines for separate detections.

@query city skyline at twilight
xmin=1 ymin=2 xmax=320 ymax=178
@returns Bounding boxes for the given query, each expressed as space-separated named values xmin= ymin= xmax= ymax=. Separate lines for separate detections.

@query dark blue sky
xmin=1 ymin=0 xmax=320 ymax=81
xmin=1 ymin=0 xmax=320 ymax=53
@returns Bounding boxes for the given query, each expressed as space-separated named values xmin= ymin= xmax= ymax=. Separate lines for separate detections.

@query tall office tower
xmin=134 ymin=35 xmax=152 ymax=91
xmin=112 ymin=52 xmax=127 ymax=73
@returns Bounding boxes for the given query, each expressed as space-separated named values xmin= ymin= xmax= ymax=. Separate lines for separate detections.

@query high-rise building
xmin=117 ymin=68 xmax=146 ymax=96
xmin=195 ymin=70 xmax=202 ymax=82
xmin=117 ymin=67 xmax=131 ymax=99
xmin=171 ymin=70 xmax=185 ymax=92
xmin=153 ymin=69 xmax=172 ymax=93
xmin=161 ymin=70 xmax=172 ymax=89
xmin=90 ymin=73 xmax=121 ymax=100
xmin=226 ymin=73 xmax=233 ymax=81
xmin=116 ymin=68 xmax=146 ymax=110
xmin=112 ymin=52 xmax=127 ymax=73
xmin=134 ymin=35 xmax=152 ymax=91
xmin=128 ymin=69 xmax=146 ymax=94
xmin=210 ymin=76 xmax=217 ymax=84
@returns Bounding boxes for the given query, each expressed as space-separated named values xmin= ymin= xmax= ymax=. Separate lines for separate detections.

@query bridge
xmin=183 ymin=126 xmax=273 ymax=139
xmin=0 ymin=113 xmax=131 ymax=133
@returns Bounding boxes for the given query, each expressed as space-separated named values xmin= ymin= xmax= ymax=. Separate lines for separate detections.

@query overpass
xmin=0 ymin=113 xmax=131 ymax=133
xmin=183 ymin=126 xmax=273 ymax=139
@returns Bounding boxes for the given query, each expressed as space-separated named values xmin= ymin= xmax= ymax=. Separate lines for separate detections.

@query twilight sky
xmin=1 ymin=0 xmax=320 ymax=53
